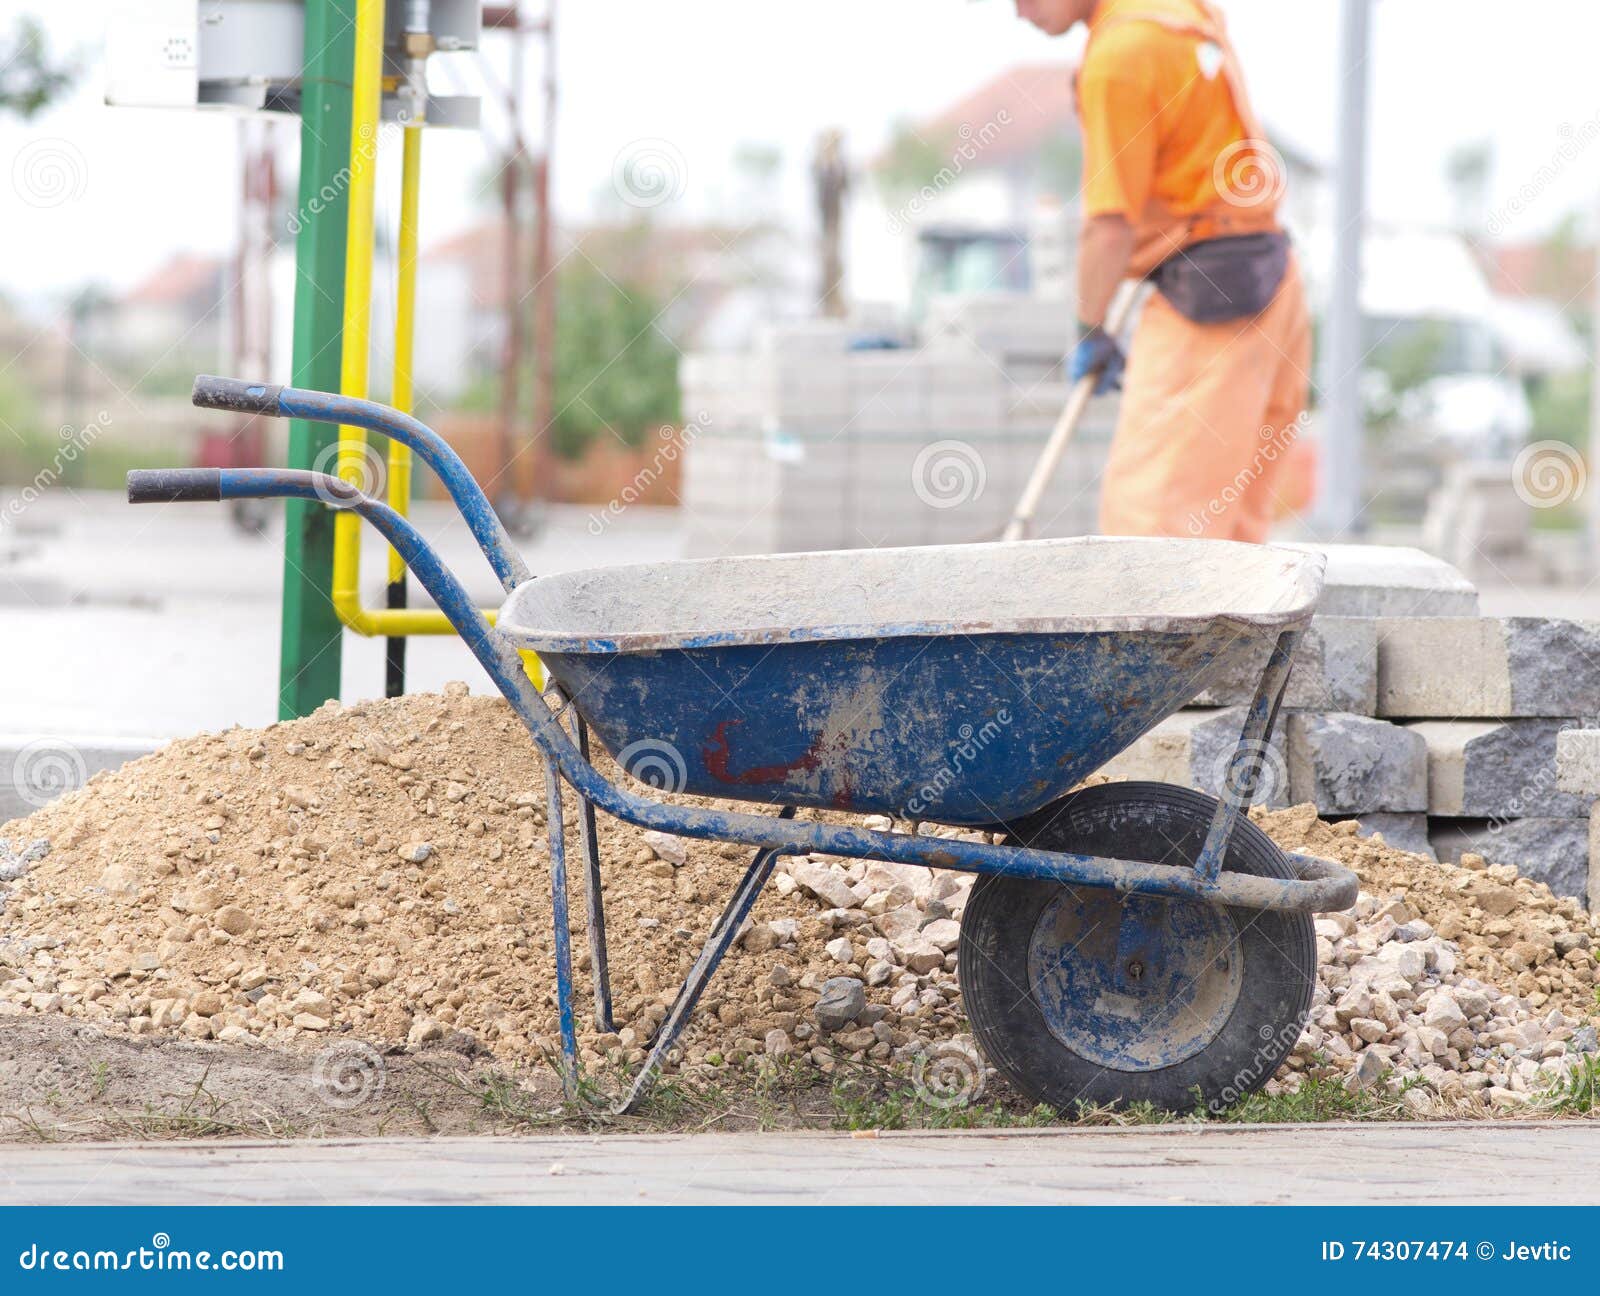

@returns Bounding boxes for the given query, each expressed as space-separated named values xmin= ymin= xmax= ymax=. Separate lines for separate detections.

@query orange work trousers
xmin=1098 ymin=255 xmax=1313 ymax=543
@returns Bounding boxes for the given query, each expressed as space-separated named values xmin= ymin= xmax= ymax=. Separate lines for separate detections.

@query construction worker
xmin=1016 ymin=0 xmax=1313 ymax=542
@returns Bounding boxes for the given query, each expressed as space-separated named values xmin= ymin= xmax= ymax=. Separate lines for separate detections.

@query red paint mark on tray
xmin=703 ymin=720 xmax=821 ymax=785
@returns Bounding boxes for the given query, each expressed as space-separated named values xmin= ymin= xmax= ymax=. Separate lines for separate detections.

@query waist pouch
xmin=1149 ymin=231 xmax=1290 ymax=324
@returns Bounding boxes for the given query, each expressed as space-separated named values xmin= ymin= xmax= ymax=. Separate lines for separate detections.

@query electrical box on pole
xmin=105 ymin=0 xmax=480 ymax=125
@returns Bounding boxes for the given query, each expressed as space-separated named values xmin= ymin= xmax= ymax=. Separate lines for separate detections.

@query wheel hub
xmin=1026 ymin=888 xmax=1243 ymax=1072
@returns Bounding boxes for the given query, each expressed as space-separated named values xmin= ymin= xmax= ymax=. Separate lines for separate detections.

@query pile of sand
xmin=1 ymin=691 xmax=1594 ymax=1110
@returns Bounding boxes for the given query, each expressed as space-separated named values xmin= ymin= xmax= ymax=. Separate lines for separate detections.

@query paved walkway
xmin=4 ymin=1123 xmax=1595 ymax=1205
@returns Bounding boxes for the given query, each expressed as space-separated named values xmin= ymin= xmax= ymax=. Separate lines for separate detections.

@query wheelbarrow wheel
xmin=958 ymin=781 xmax=1315 ymax=1115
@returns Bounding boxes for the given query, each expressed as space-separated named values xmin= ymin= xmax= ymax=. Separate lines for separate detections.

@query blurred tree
xmin=462 ymin=223 xmax=681 ymax=459
xmin=548 ymin=252 xmax=680 ymax=458
xmin=873 ymin=121 xmax=951 ymax=206
xmin=0 ymin=17 xmax=75 ymax=119
xmin=1364 ymin=320 xmax=1449 ymax=438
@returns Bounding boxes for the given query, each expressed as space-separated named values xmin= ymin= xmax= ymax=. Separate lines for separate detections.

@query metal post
xmin=1318 ymin=0 xmax=1372 ymax=537
xmin=279 ymin=0 xmax=355 ymax=718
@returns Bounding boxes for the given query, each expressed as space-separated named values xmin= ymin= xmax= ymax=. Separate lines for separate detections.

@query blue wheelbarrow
xmin=128 ymin=376 xmax=1358 ymax=1115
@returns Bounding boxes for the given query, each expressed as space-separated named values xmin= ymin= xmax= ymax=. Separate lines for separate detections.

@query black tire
xmin=958 ymin=781 xmax=1315 ymax=1114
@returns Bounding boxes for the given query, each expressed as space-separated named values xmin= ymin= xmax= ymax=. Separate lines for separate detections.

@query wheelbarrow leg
xmin=573 ymin=715 xmax=614 ymax=1033
xmin=1194 ymin=628 xmax=1300 ymax=882
xmin=543 ymin=752 xmax=580 ymax=1098
xmin=615 ymin=808 xmax=797 ymax=1116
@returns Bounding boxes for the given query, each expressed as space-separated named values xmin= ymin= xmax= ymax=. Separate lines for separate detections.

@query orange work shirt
xmin=1076 ymin=0 xmax=1281 ymax=277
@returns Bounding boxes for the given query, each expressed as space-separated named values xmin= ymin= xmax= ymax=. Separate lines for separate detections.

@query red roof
xmin=903 ymin=64 xmax=1079 ymax=171
xmin=122 ymin=253 xmax=224 ymax=307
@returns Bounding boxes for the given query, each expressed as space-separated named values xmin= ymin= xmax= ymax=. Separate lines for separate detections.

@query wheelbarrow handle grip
xmin=192 ymin=376 xmax=285 ymax=416
xmin=127 ymin=468 xmax=222 ymax=504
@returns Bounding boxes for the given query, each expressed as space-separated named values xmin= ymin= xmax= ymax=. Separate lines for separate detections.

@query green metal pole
xmin=279 ymin=0 xmax=355 ymax=718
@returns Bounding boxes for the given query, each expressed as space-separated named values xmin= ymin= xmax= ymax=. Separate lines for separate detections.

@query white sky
xmin=4 ymin=1 xmax=1600 ymax=304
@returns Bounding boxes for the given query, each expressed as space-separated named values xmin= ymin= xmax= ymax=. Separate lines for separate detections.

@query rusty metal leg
xmin=1194 ymin=629 xmax=1300 ymax=882
xmin=615 ymin=807 xmax=797 ymax=1115
xmin=574 ymin=716 xmax=614 ymax=1033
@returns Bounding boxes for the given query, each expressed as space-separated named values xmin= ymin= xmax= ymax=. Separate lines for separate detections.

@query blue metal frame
xmin=133 ymin=382 xmax=1359 ymax=1113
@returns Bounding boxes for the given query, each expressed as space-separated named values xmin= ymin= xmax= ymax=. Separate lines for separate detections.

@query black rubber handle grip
xmin=191 ymin=375 xmax=284 ymax=415
xmin=127 ymin=469 xmax=222 ymax=504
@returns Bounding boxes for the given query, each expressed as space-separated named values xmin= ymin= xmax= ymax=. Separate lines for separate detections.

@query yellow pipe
xmin=326 ymin=19 xmax=542 ymax=686
xmin=331 ymin=0 xmax=385 ymax=637
xmin=387 ymin=123 xmax=421 ymax=585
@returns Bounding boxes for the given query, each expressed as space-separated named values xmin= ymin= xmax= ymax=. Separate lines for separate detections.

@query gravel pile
xmin=0 ymin=691 xmax=1594 ymax=1113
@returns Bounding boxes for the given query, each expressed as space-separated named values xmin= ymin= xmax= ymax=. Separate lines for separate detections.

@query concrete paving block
xmin=1557 ymin=729 xmax=1600 ymax=797
xmin=1286 ymin=712 xmax=1427 ymax=814
xmin=1098 ymin=707 xmax=1290 ymax=808
xmin=1591 ymin=809 xmax=1600 ymax=912
xmin=1377 ymin=617 xmax=1600 ymax=718
xmin=1331 ymin=813 xmax=1436 ymax=858
xmin=1196 ymin=616 xmax=1377 ymax=713
xmin=0 ymin=736 xmax=163 ymax=827
xmin=1407 ymin=719 xmax=1585 ymax=818
xmin=1285 ymin=543 xmax=1479 ymax=618
xmin=1430 ymin=817 xmax=1589 ymax=906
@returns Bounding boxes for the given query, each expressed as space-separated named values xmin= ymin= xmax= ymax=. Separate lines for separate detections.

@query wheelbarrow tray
xmin=498 ymin=537 xmax=1324 ymax=824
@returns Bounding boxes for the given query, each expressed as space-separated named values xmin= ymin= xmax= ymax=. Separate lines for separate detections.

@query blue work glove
xmin=1068 ymin=324 xmax=1126 ymax=394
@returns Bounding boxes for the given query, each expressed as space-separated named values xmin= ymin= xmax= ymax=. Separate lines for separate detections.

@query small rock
xmin=213 ymin=905 xmax=255 ymax=935
xmin=814 ymin=977 xmax=867 ymax=1032
xmin=397 ymin=841 xmax=433 ymax=864
xmin=1346 ymin=1049 xmax=1385 ymax=1091
xmin=824 ymin=936 xmax=854 ymax=963
xmin=641 ymin=831 xmax=687 ymax=866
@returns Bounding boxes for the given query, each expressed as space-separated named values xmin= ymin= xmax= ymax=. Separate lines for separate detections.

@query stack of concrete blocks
xmin=679 ymin=299 xmax=1118 ymax=557
xmin=1100 ymin=545 xmax=1600 ymax=906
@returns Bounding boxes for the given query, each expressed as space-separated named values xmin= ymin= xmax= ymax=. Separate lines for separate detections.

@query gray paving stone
xmin=1287 ymin=543 xmax=1478 ymax=617
xmin=1558 ymin=729 xmax=1600 ymax=797
xmin=1377 ymin=617 xmax=1600 ymax=718
xmin=1406 ymin=719 xmax=1585 ymax=818
xmin=1430 ymin=816 xmax=1590 ymax=905
xmin=1195 ymin=616 xmax=1376 ymax=713
xmin=1286 ymin=712 xmax=1427 ymax=814
xmin=1331 ymin=812 xmax=1436 ymax=858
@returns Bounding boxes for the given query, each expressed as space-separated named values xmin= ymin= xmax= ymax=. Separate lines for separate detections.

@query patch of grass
xmin=827 ymin=1063 xmax=1057 ymax=1131
xmin=1216 ymin=1075 xmax=1402 ymax=1124
xmin=1541 ymin=1055 xmax=1600 ymax=1115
